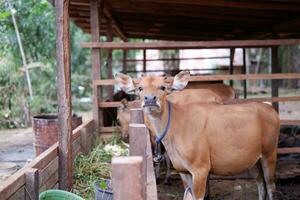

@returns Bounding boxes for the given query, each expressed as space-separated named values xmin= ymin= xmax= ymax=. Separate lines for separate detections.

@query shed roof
xmin=69 ymin=0 xmax=300 ymax=41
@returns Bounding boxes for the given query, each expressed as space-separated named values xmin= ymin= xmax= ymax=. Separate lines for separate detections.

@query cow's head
xmin=115 ymin=71 xmax=190 ymax=115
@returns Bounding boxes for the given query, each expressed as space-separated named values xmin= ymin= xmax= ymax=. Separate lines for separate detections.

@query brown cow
xmin=115 ymin=71 xmax=280 ymax=200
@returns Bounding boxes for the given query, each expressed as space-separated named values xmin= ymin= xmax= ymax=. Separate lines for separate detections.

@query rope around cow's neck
xmin=155 ymin=101 xmax=172 ymax=144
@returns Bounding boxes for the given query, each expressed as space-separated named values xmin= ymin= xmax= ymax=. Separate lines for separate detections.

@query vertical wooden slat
xmin=229 ymin=48 xmax=235 ymax=86
xmin=112 ymin=156 xmax=144 ymax=200
xmin=242 ymin=48 xmax=247 ymax=99
xmin=271 ymin=46 xmax=279 ymax=112
xmin=143 ymin=49 xmax=146 ymax=73
xmin=123 ymin=50 xmax=127 ymax=73
xmin=55 ymin=0 xmax=73 ymax=190
xmin=90 ymin=0 xmax=102 ymax=131
xmin=107 ymin=18 xmax=113 ymax=97
xmin=25 ymin=168 xmax=39 ymax=200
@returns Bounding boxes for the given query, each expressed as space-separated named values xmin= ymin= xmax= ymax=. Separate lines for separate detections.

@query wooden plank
xmin=39 ymin=157 xmax=59 ymax=187
xmin=112 ymin=156 xmax=144 ymax=200
xmin=7 ymin=186 xmax=25 ymax=200
xmin=107 ymin=17 xmax=114 ymax=98
xmin=278 ymin=147 xmax=300 ymax=154
xmin=25 ymin=168 xmax=39 ymax=200
xmin=90 ymin=0 xmax=102 ymax=132
xmin=280 ymin=120 xmax=300 ymax=126
xmin=226 ymin=96 xmax=300 ymax=104
xmin=72 ymin=119 xmax=95 ymax=140
xmin=123 ymin=50 xmax=127 ymax=73
xmin=130 ymin=108 xmax=144 ymax=124
xmin=81 ymin=39 xmax=300 ymax=50
xmin=72 ymin=137 xmax=82 ymax=159
xmin=39 ymin=171 xmax=58 ymax=193
xmin=55 ymin=0 xmax=73 ymax=190
xmin=94 ymin=73 xmax=300 ymax=86
xmin=120 ymin=56 xmax=230 ymax=62
xmin=99 ymin=126 xmax=121 ymax=133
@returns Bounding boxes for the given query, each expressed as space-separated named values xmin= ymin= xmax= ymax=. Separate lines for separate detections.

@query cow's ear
xmin=115 ymin=73 xmax=135 ymax=94
xmin=171 ymin=71 xmax=190 ymax=90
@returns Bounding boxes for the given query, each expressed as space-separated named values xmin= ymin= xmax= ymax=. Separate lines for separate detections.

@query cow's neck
xmin=145 ymin=101 xmax=170 ymax=139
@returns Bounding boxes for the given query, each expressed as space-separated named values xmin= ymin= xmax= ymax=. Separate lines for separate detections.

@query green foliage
xmin=0 ymin=0 xmax=92 ymax=128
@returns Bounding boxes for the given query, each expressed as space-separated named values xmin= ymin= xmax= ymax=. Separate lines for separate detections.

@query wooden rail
xmin=0 ymin=120 xmax=95 ymax=200
xmin=94 ymin=73 xmax=300 ymax=86
xmin=81 ymin=39 xmax=300 ymax=49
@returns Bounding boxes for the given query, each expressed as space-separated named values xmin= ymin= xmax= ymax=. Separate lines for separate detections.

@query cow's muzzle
xmin=143 ymin=95 xmax=159 ymax=107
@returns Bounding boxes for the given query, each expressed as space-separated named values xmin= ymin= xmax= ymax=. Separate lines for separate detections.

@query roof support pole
xmin=107 ymin=17 xmax=114 ymax=97
xmin=90 ymin=0 xmax=102 ymax=131
xmin=242 ymin=48 xmax=247 ymax=99
xmin=55 ymin=0 xmax=73 ymax=190
xmin=271 ymin=46 xmax=280 ymax=112
xmin=229 ymin=48 xmax=235 ymax=86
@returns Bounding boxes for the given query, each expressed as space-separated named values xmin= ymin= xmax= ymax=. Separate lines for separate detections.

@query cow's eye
xmin=138 ymin=87 xmax=143 ymax=92
xmin=159 ymin=86 xmax=166 ymax=91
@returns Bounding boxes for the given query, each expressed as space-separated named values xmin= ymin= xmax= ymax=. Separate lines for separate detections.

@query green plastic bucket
xmin=39 ymin=189 xmax=84 ymax=200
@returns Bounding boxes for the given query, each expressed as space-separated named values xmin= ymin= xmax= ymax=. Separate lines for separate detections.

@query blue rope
xmin=155 ymin=101 xmax=172 ymax=144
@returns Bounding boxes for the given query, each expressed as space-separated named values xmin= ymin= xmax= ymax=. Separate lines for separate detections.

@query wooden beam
xmin=55 ymin=0 xmax=73 ymax=190
xmin=280 ymin=120 xmax=300 ymax=126
xmin=272 ymin=47 xmax=280 ymax=112
xmin=81 ymin=39 xmax=300 ymax=49
xmin=133 ymin=0 xmax=300 ymax=11
xmin=226 ymin=96 xmax=300 ymax=104
xmin=103 ymin=2 xmax=127 ymax=41
xmin=278 ymin=147 xmax=300 ymax=154
xmin=94 ymin=73 xmax=300 ymax=86
xmin=90 ymin=0 xmax=102 ymax=132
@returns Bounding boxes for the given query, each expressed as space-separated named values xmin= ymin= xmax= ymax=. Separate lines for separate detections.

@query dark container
xmin=94 ymin=179 xmax=113 ymax=200
xmin=32 ymin=114 xmax=82 ymax=156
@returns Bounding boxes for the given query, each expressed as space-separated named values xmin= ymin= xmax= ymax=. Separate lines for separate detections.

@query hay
xmin=73 ymin=135 xmax=128 ymax=199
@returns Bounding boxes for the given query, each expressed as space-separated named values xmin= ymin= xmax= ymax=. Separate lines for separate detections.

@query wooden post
xmin=242 ymin=48 xmax=247 ymax=99
xmin=130 ymin=108 xmax=144 ymax=124
xmin=107 ymin=18 xmax=113 ymax=97
xmin=123 ymin=50 xmax=127 ymax=73
xmin=25 ymin=168 xmax=39 ymax=200
xmin=55 ymin=0 xmax=73 ymax=190
xmin=129 ymin=109 xmax=147 ymax=199
xmin=229 ymin=48 xmax=235 ymax=86
xmin=112 ymin=156 xmax=144 ymax=200
xmin=90 ymin=0 xmax=102 ymax=132
xmin=271 ymin=46 xmax=279 ymax=112
xmin=143 ymin=49 xmax=146 ymax=73
xmin=80 ymin=127 xmax=91 ymax=155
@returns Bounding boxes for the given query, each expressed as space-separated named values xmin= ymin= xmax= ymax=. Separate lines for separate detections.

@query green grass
xmin=73 ymin=135 xmax=128 ymax=199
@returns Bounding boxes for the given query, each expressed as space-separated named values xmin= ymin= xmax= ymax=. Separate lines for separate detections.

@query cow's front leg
xmin=191 ymin=169 xmax=210 ymax=200
xmin=180 ymin=173 xmax=194 ymax=200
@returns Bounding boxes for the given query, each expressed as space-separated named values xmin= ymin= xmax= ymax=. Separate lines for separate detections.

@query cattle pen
xmin=1 ymin=0 xmax=300 ymax=199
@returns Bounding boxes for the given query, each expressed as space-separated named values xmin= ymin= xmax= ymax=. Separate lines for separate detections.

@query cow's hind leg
xmin=254 ymin=161 xmax=266 ymax=200
xmin=260 ymin=152 xmax=277 ymax=200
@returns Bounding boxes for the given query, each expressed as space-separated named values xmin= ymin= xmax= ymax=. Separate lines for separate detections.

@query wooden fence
xmin=112 ymin=108 xmax=157 ymax=200
xmin=0 ymin=120 xmax=95 ymax=200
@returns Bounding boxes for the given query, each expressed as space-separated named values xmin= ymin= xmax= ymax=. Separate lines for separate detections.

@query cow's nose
xmin=144 ymin=95 xmax=157 ymax=105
